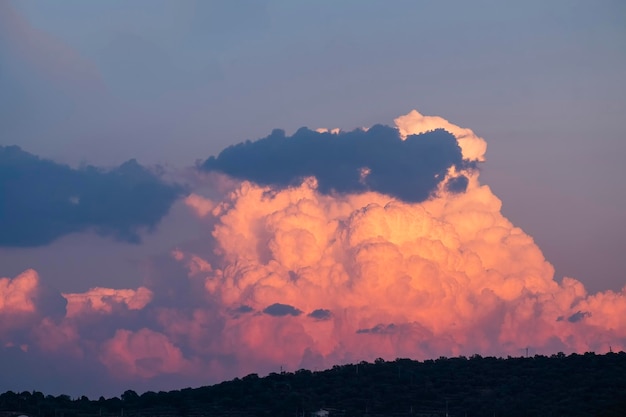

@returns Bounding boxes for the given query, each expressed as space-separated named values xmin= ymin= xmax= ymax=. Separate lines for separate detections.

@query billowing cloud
xmin=0 ymin=146 xmax=184 ymax=247
xmin=181 ymin=175 xmax=625 ymax=364
xmin=394 ymin=110 xmax=487 ymax=162
xmin=1 ymin=110 xmax=624 ymax=398
xmin=100 ymin=328 xmax=191 ymax=379
xmin=0 ymin=269 xmax=39 ymax=315
xmin=201 ymin=125 xmax=471 ymax=203
xmin=0 ymin=269 xmax=66 ymax=346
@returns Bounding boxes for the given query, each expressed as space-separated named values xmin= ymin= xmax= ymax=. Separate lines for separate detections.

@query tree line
xmin=2 ymin=351 xmax=625 ymax=416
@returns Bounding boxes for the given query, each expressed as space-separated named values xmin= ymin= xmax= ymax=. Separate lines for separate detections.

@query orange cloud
xmin=394 ymin=110 xmax=487 ymax=162
xmin=1 ymin=269 xmax=72 ymax=353
xmin=171 ymin=110 xmax=625 ymax=375
xmin=2 ymin=110 xmax=623 ymax=394
xmin=0 ymin=269 xmax=39 ymax=315
xmin=0 ymin=269 xmax=52 ymax=346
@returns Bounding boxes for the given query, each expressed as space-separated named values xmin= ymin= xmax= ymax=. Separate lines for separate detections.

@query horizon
xmin=3 ymin=350 xmax=624 ymax=399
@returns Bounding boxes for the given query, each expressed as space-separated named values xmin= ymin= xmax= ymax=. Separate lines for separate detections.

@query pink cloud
xmin=1 ymin=110 xmax=624 ymax=395
xmin=100 ymin=328 xmax=190 ymax=379
xmin=0 ymin=269 xmax=39 ymax=315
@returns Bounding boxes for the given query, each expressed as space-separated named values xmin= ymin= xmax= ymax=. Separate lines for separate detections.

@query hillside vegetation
xmin=2 ymin=352 xmax=625 ymax=416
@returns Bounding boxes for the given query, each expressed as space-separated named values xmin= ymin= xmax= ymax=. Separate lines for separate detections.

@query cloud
xmin=308 ymin=309 xmax=332 ymax=321
xmin=445 ymin=175 xmax=469 ymax=193
xmin=100 ymin=328 xmax=192 ymax=379
xmin=0 ymin=270 xmax=66 ymax=347
xmin=184 ymin=193 xmax=215 ymax=218
xmin=263 ymin=303 xmax=303 ymax=317
xmin=63 ymin=287 xmax=153 ymax=318
xmin=230 ymin=305 xmax=254 ymax=315
xmin=0 ymin=269 xmax=39 ymax=315
xmin=1 ymin=110 xmax=625 ymax=398
xmin=394 ymin=110 xmax=487 ymax=162
xmin=178 ymin=110 xmax=626 ymax=375
xmin=201 ymin=125 xmax=472 ymax=203
xmin=567 ymin=310 xmax=591 ymax=323
xmin=0 ymin=146 xmax=184 ymax=247
xmin=356 ymin=324 xmax=398 ymax=334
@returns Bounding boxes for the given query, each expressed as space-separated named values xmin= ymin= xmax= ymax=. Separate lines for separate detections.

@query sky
xmin=1 ymin=0 xmax=625 ymax=399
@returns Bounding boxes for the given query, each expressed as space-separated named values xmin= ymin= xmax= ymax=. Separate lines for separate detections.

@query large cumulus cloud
xmin=0 ymin=146 xmax=183 ymax=246
xmin=1 ymin=110 xmax=624 ymax=398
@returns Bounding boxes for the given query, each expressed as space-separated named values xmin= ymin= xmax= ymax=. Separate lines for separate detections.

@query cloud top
xmin=394 ymin=110 xmax=487 ymax=162
xmin=202 ymin=125 xmax=471 ymax=203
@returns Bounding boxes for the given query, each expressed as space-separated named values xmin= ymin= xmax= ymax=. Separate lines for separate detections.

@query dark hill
xmin=2 ymin=352 xmax=625 ymax=416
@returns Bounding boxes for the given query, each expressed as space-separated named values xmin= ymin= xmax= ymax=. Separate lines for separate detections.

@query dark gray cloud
xmin=201 ymin=126 xmax=472 ymax=203
xmin=229 ymin=305 xmax=254 ymax=318
xmin=445 ymin=175 xmax=469 ymax=193
xmin=263 ymin=303 xmax=302 ymax=317
xmin=233 ymin=305 xmax=254 ymax=314
xmin=308 ymin=309 xmax=332 ymax=321
xmin=567 ymin=311 xmax=591 ymax=323
xmin=0 ymin=146 xmax=184 ymax=247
